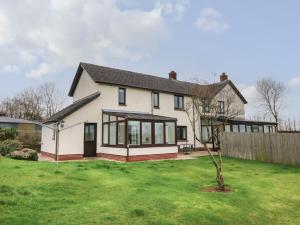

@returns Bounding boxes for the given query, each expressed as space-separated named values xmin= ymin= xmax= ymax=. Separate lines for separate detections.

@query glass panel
xmin=202 ymin=126 xmax=211 ymax=142
xmin=155 ymin=123 xmax=164 ymax=144
xmin=259 ymin=126 xmax=264 ymax=133
xmin=103 ymin=124 xmax=108 ymax=144
xmin=239 ymin=124 xmax=246 ymax=133
xmin=225 ymin=125 xmax=231 ymax=132
xmin=232 ymin=125 xmax=239 ymax=132
xmin=118 ymin=122 xmax=125 ymax=145
xmin=119 ymin=88 xmax=125 ymax=104
xmin=85 ymin=125 xmax=95 ymax=141
xmin=153 ymin=93 xmax=159 ymax=108
xmin=165 ymin=122 xmax=175 ymax=144
xmin=174 ymin=96 xmax=183 ymax=109
xmin=252 ymin=125 xmax=259 ymax=133
xmin=128 ymin=121 xmax=140 ymax=145
xmin=103 ymin=114 xmax=109 ymax=123
xmin=109 ymin=122 xmax=116 ymax=145
xmin=142 ymin=122 xmax=152 ymax=144
xmin=264 ymin=125 xmax=269 ymax=133
xmin=246 ymin=125 xmax=252 ymax=133
xmin=110 ymin=115 xmax=116 ymax=122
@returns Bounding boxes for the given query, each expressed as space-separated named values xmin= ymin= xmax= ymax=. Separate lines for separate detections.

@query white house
xmin=41 ymin=62 xmax=276 ymax=161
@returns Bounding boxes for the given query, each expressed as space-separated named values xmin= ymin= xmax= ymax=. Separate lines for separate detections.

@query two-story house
xmin=41 ymin=62 xmax=276 ymax=161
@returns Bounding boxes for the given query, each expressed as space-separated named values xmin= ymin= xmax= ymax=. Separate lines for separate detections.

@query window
xmin=152 ymin=92 xmax=159 ymax=108
xmin=176 ymin=126 xmax=187 ymax=141
xmin=118 ymin=122 xmax=125 ymax=144
xmin=252 ymin=125 xmax=259 ymax=133
xmin=174 ymin=95 xmax=184 ymax=110
xmin=202 ymin=99 xmax=210 ymax=113
xmin=119 ymin=87 xmax=126 ymax=105
xmin=218 ymin=101 xmax=225 ymax=114
xmin=232 ymin=125 xmax=239 ymax=132
xmin=246 ymin=125 xmax=252 ymax=133
xmin=201 ymin=125 xmax=212 ymax=142
xmin=102 ymin=112 xmax=177 ymax=147
xmin=103 ymin=124 xmax=109 ymax=144
xmin=128 ymin=121 xmax=140 ymax=145
xmin=165 ymin=122 xmax=175 ymax=144
xmin=142 ymin=122 xmax=152 ymax=144
xmin=239 ymin=124 xmax=246 ymax=133
xmin=225 ymin=125 xmax=231 ymax=132
xmin=259 ymin=126 xmax=264 ymax=133
xmin=85 ymin=124 xmax=95 ymax=141
xmin=109 ymin=122 xmax=116 ymax=145
xmin=155 ymin=123 xmax=164 ymax=144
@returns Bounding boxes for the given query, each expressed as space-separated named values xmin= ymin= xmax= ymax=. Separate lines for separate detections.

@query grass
xmin=0 ymin=156 xmax=299 ymax=225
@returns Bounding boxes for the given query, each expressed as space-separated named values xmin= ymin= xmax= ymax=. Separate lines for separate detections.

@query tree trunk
xmin=204 ymin=144 xmax=225 ymax=191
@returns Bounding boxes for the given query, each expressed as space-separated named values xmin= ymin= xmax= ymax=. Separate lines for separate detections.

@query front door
xmin=84 ymin=123 xmax=97 ymax=157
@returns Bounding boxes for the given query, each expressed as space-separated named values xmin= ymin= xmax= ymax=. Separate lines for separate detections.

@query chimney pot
xmin=169 ymin=71 xmax=177 ymax=80
xmin=220 ymin=72 xmax=228 ymax=82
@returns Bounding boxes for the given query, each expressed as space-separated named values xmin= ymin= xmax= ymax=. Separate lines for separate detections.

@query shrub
xmin=7 ymin=148 xmax=38 ymax=161
xmin=0 ymin=128 xmax=18 ymax=141
xmin=0 ymin=140 xmax=23 ymax=156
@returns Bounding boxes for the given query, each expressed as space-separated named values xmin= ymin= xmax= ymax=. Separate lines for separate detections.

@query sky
xmin=0 ymin=0 xmax=300 ymax=121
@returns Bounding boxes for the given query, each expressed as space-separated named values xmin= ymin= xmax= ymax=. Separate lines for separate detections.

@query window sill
xmin=177 ymin=139 xmax=187 ymax=142
xmin=118 ymin=104 xmax=127 ymax=106
xmin=174 ymin=108 xmax=185 ymax=111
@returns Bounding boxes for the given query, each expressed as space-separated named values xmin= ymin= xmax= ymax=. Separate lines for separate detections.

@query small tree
xmin=185 ymin=82 xmax=242 ymax=191
xmin=256 ymin=79 xmax=286 ymax=131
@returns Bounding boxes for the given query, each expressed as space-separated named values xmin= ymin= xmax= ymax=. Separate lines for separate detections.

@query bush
xmin=0 ymin=140 xmax=23 ymax=156
xmin=7 ymin=148 xmax=38 ymax=161
xmin=0 ymin=128 xmax=18 ymax=141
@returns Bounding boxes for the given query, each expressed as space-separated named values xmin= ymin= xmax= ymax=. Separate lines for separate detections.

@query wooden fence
xmin=220 ymin=133 xmax=300 ymax=166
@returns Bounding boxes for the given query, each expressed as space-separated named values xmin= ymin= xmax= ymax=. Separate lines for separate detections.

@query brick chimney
xmin=220 ymin=72 xmax=228 ymax=82
xmin=169 ymin=71 xmax=177 ymax=80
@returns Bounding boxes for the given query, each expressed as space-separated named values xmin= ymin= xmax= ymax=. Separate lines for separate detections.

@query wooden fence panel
xmin=220 ymin=133 xmax=300 ymax=166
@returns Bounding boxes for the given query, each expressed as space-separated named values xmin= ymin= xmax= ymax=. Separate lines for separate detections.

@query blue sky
xmin=0 ymin=0 xmax=299 ymax=120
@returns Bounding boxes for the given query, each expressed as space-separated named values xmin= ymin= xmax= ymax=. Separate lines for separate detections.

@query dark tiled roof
xmin=68 ymin=62 xmax=247 ymax=104
xmin=103 ymin=110 xmax=177 ymax=121
xmin=44 ymin=92 xmax=100 ymax=124
xmin=217 ymin=116 xmax=277 ymax=125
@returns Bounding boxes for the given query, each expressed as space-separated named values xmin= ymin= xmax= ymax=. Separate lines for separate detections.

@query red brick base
xmin=41 ymin=152 xmax=177 ymax=162
xmin=41 ymin=151 xmax=84 ymax=161
xmin=98 ymin=153 xmax=177 ymax=162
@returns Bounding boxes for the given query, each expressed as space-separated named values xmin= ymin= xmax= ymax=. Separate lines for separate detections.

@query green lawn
xmin=0 ymin=156 xmax=299 ymax=225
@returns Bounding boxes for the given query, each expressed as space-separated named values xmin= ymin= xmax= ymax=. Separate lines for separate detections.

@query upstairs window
xmin=152 ymin=92 xmax=159 ymax=108
xmin=174 ymin=95 xmax=184 ymax=110
xmin=218 ymin=101 xmax=225 ymax=114
xmin=119 ymin=87 xmax=126 ymax=105
xmin=202 ymin=99 xmax=210 ymax=113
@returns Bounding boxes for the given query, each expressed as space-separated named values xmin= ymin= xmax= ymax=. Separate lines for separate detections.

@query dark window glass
xmin=218 ymin=101 xmax=225 ymax=114
xmin=176 ymin=126 xmax=187 ymax=141
xmin=152 ymin=92 xmax=159 ymax=108
xmin=119 ymin=88 xmax=126 ymax=105
xmin=174 ymin=95 xmax=184 ymax=109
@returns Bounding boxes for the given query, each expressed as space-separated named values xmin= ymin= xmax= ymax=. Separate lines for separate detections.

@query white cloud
xmin=0 ymin=0 xmax=187 ymax=79
xmin=195 ymin=8 xmax=229 ymax=33
xmin=26 ymin=63 xmax=52 ymax=79
xmin=288 ymin=75 xmax=300 ymax=88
